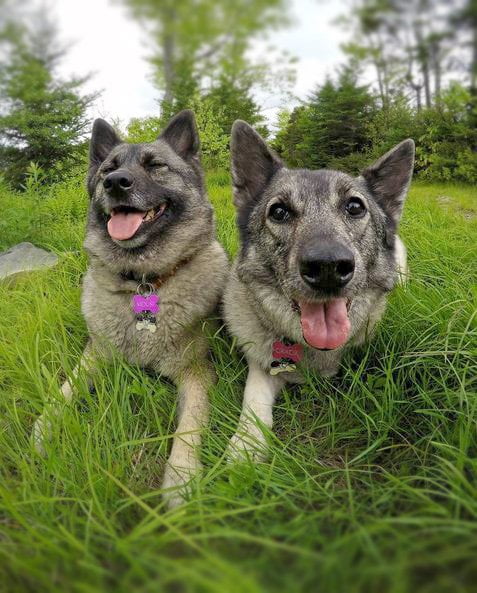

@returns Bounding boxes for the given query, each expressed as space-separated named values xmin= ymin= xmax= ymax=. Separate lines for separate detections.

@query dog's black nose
xmin=299 ymin=242 xmax=355 ymax=291
xmin=103 ymin=170 xmax=134 ymax=193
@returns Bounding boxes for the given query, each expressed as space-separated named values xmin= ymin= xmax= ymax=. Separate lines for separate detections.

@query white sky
xmin=51 ymin=0 xmax=349 ymax=128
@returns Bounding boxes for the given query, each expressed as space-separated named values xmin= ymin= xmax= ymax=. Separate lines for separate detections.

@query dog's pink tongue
xmin=107 ymin=211 xmax=144 ymax=240
xmin=299 ymin=299 xmax=350 ymax=350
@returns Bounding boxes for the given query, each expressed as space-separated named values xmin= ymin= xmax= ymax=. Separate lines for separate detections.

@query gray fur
xmin=224 ymin=120 xmax=414 ymax=459
xmin=34 ymin=110 xmax=229 ymax=506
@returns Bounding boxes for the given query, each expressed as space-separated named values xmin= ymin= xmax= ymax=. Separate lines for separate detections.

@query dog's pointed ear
xmin=88 ymin=119 xmax=121 ymax=195
xmin=361 ymin=139 xmax=415 ymax=226
xmin=159 ymin=109 xmax=200 ymax=159
xmin=90 ymin=118 xmax=121 ymax=167
xmin=231 ymin=120 xmax=283 ymax=210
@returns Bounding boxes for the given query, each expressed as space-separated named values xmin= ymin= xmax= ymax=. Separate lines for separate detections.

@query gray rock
xmin=0 ymin=242 xmax=58 ymax=279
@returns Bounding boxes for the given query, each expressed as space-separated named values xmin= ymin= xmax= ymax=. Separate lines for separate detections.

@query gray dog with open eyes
xmin=224 ymin=120 xmax=414 ymax=460
xmin=34 ymin=110 xmax=228 ymax=506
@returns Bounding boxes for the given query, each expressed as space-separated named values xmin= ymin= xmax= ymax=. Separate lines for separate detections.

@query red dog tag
xmin=272 ymin=341 xmax=303 ymax=363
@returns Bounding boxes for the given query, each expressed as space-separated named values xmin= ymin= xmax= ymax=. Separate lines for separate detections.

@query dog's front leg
xmin=161 ymin=367 xmax=212 ymax=508
xmin=33 ymin=341 xmax=96 ymax=455
xmin=227 ymin=358 xmax=284 ymax=462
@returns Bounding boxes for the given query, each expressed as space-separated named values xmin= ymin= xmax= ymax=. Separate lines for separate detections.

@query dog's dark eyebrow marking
xmin=101 ymin=155 xmax=119 ymax=168
xmin=269 ymin=189 xmax=292 ymax=202
xmin=141 ymin=150 xmax=165 ymax=163
xmin=139 ymin=147 xmax=190 ymax=177
xmin=338 ymin=179 xmax=356 ymax=195
xmin=102 ymin=145 xmax=124 ymax=164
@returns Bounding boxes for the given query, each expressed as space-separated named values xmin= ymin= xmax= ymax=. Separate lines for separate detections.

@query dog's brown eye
xmin=346 ymin=197 xmax=366 ymax=218
xmin=269 ymin=203 xmax=291 ymax=222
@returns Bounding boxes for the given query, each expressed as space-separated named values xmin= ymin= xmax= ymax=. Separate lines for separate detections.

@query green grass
xmin=0 ymin=174 xmax=476 ymax=593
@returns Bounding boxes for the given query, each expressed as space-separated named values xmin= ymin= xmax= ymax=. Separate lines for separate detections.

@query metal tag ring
xmin=136 ymin=282 xmax=155 ymax=297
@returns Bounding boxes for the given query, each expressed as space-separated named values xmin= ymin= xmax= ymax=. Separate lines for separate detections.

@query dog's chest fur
xmin=81 ymin=241 xmax=228 ymax=377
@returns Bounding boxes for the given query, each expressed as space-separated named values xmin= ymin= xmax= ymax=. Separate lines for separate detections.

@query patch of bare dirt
xmin=436 ymin=195 xmax=476 ymax=220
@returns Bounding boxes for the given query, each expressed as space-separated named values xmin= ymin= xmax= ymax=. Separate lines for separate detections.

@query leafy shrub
xmin=126 ymin=96 xmax=230 ymax=171
xmin=455 ymin=148 xmax=477 ymax=184
xmin=126 ymin=117 xmax=162 ymax=143
xmin=190 ymin=95 xmax=230 ymax=170
xmin=20 ymin=162 xmax=47 ymax=192
xmin=274 ymin=80 xmax=477 ymax=184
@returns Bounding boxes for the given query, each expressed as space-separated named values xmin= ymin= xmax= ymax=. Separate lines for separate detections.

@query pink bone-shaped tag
xmin=272 ymin=341 xmax=303 ymax=363
xmin=133 ymin=294 xmax=160 ymax=314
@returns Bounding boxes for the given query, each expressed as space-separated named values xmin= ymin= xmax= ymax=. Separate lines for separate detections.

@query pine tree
xmin=0 ymin=11 xmax=98 ymax=188
xmin=279 ymin=67 xmax=375 ymax=170
xmin=204 ymin=73 xmax=265 ymax=136
xmin=272 ymin=106 xmax=309 ymax=167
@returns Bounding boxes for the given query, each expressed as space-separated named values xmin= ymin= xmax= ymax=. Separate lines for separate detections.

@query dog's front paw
xmin=161 ymin=453 xmax=202 ymax=509
xmin=227 ymin=423 xmax=268 ymax=463
xmin=32 ymin=413 xmax=53 ymax=456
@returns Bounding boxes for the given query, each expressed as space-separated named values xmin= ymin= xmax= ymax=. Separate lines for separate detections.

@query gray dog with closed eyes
xmin=34 ymin=110 xmax=228 ymax=507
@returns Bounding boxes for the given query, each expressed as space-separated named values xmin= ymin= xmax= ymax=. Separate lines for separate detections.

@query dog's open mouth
xmin=106 ymin=204 xmax=167 ymax=241
xmin=294 ymin=299 xmax=352 ymax=350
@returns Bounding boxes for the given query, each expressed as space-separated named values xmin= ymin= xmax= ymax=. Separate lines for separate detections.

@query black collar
xmin=120 ymin=270 xmax=158 ymax=284
xmin=119 ymin=255 xmax=194 ymax=289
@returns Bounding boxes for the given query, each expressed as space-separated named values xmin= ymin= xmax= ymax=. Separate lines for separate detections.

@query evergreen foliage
xmin=274 ymin=68 xmax=375 ymax=171
xmin=0 ymin=13 xmax=97 ymax=188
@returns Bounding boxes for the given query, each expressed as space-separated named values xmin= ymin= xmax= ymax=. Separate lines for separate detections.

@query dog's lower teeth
xmin=144 ymin=209 xmax=155 ymax=221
